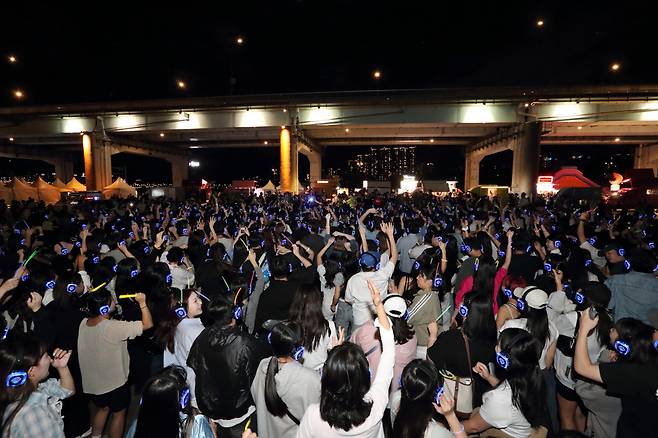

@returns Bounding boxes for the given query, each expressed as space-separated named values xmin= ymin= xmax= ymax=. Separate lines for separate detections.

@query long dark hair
xmin=0 ymin=334 xmax=46 ymax=435
xmin=613 ymin=318 xmax=657 ymax=365
xmin=524 ymin=307 xmax=551 ymax=348
xmin=470 ymin=255 xmax=497 ymax=299
xmin=264 ymin=321 xmax=303 ymax=417
xmin=496 ymin=328 xmax=545 ymax=428
xmin=134 ymin=365 xmax=191 ymax=438
xmin=154 ymin=289 xmax=197 ymax=353
xmin=393 ymin=359 xmax=443 ymax=438
xmin=289 ymin=284 xmax=330 ymax=351
xmin=320 ymin=342 xmax=373 ymax=431
xmin=462 ymin=294 xmax=497 ymax=344
xmin=115 ymin=257 xmax=140 ymax=294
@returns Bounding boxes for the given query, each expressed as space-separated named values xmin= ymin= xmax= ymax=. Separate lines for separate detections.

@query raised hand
xmin=51 ymin=348 xmax=72 ymax=369
xmin=27 ymin=291 xmax=43 ymax=313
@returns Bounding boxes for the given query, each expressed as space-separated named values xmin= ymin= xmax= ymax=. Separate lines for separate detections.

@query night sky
xmin=0 ymin=2 xmax=653 ymax=183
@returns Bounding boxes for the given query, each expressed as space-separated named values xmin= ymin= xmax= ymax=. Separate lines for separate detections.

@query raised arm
xmin=292 ymin=244 xmax=312 ymax=268
xmin=135 ymin=293 xmax=154 ymax=331
xmin=577 ymin=211 xmax=589 ymax=244
xmin=502 ymin=230 xmax=513 ymax=270
xmin=573 ymin=308 xmax=603 ymax=383
xmin=382 ymin=222 xmax=398 ymax=265
xmin=316 ymin=237 xmax=335 ymax=266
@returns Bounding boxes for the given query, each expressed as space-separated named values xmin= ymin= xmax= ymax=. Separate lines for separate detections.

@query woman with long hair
xmin=575 ymin=310 xmax=658 ymax=437
xmin=391 ymin=359 xmax=467 ymax=438
xmin=428 ymin=294 xmax=497 ymax=406
xmin=250 ymin=321 xmax=321 ymax=438
xmin=407 ymin=265 xmax=441 ymax=358
xmin=0 ymin=334 xmax=75 ymax=437
xmin=297 ymin=280 xmax=392 ymax=437
xmin=126 ymin=365 xmax=213 ymax=438
xmin=350 ymin=293 xmax=417 ymax=395
xmin=454 ymin=231 xmax=513 ymax=318
xmin=158 ymin=288 xmax=205 ymax=409
xmin=553 ymin=282 xmax=615 ymax=434
xmin=316 ymin=237 xmax=346 ymax=321
xmin=465 ymin=328 xmax=546 ymax=437
xmin=289 ymin=284 xmax=338 ymax=370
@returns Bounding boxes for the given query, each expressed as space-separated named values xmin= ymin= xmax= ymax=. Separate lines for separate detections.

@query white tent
xmin=66 ymin=177 xmax=87 ymax=192
xmin=9 ymin=178 xmax=38 ymax=201
xmin=33 ymin=177 xmax=61 ymax=204
xmin=262 ymin=180 xmax=276 ymax=193
xmin=52 ymin=178 xmax=72 ymax=192
xmin=102 ymin=178 xmax=137 ymax=199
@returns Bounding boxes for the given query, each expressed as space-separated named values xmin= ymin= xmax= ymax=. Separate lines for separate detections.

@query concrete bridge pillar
xmin=634 ymin=144 xmax=658 ymax=176
xmin=464 ymin=150 xmax=482 ymax=192
xmin=170 ymin=157 xmax=190 ymax=188
xmin=82 ymin=133 xmax=112 ymax=191
xmin=280 ymin=127 xmax=299 ymax=193
xmin=510 ymin=122 xmax=541 ymax=195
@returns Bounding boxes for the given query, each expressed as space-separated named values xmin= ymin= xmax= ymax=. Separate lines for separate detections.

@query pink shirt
xmin=455 ymin=267 xmax=507 ymax=314
xmin=350 ymin=320 xmax=417 ymax=395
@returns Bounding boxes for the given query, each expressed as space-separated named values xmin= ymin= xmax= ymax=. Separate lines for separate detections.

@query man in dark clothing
xmin=253 ymin=249 xmax=315 ymax=332
xmin=187 ymin=294 xmax=268 ymax=438
xmin=508 ymin=237 xmax=542 ymax=283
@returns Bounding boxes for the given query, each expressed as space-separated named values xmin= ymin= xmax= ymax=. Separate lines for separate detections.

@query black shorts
xmin=89 ymin=383 xmax=130 ymax=412
xmin=555 ymin=379 xmax=578 ymax=401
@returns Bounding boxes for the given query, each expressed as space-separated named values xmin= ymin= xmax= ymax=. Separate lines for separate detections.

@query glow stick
xmin=436 ymin=304 xmax=452 ymax=322
xmin=119 ymin=294 xmax=137 ymax=299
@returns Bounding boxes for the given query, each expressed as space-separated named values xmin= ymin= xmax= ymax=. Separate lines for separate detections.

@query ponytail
xmin=264 ymin=357 xmax=287 ymax=417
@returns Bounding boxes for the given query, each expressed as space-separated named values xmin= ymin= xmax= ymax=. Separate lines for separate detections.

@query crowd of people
xmin=0 ymin=189 xmax=655 ymax=438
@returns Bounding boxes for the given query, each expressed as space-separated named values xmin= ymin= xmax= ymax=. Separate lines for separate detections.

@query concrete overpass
xmin=3 ymin=85 xmax=658 ymax=193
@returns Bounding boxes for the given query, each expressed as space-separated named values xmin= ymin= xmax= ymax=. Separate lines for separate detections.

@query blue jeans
xmin=334 ymin=301 xmax=353 ymax=339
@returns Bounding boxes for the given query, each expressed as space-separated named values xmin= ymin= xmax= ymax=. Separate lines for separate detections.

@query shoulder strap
xmin=285 ymin=408 xmax=300 ymax=425
xmin=460 ymin=329 xmax=474 ymax=380
xmin=364 ymin=344 xmax=380 ymax=357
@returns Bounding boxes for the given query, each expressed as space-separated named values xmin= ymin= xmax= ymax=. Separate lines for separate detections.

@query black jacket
xmin=187 ymin=324 xmax=269 ymax=420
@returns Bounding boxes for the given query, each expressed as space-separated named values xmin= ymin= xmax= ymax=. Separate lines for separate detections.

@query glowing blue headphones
xmin=112 ymin=265 xmax=118 ymax=273
xmin=20 ymin=273 xmax=29 ymax=282
xmin=543 ymin=262 xmax=553 ymax=272
xmin=649 ymin=242 xmax=656 ymax=249
xmin=503 ymin=288 xmax=513 ymax=298
xmin=653 ymin=339 xmax=658 ymax=352
xmin=166 ymin=273 xmax=172 ymax=284
xmin=128 ymin=231 xmax=135 ymax=239
xmin=496 ymin=351 xmax=510 ymax=369
xmin=66 ymin=283 xmax=77 ymax=294
xmin=554 ymin=240 xmax=562 ymax=249
xmin=433 ymin=275 xmax=443 ymax=288
xmin=613 ymin=340 xmax=631 ymax=356
xmin=99 ymin=304 xmax=110 ymax=316
xmin=473 ymin=258 xmax=480 ymax=272
xmin=232 ymin=305 xmax=243 ymax=321
xmin=130 ymin=269 xmax=139 ymax=278
xmin=119 ymin=240 xmax=126 ymax=246
xmin=588 ymin=237 xmax=597 ymax=246
xmin=413 ymin=260 xmax=421 ymax=271
xmin=45 ymin=280 xmax=56 ymax=289
xmin=179 ymin=387 xmax=190 ymax=410
xmin=267 ymin=332 xmax=305 ymax=361
xmin=19 ymin=238 xmax=25 ymax=246
xmin=460 ymin=243 xmax=472 ymax=254
xmin=1 ymin=327 xmax=9 ymax=341
xmin=498 ymin=250 xmax=506 ymax=257
xmin=75 ymin=241 xmax=81 ymax=248
xmin=5 ymin=342 xmax=27 ymax=388
xmin=433 ymin=386 xmax=445 ymax=404
xmin=585 ymin=259 xmax=592 ymax=267
xmin=516 ymin=287 xmax=539 ymax=312
xmin=458 ymin=303 xmax=469 ymax=317
xmin=143 ymin=246 xmax=150 ymax=255
xmin=526 ymin=244 xmax=533 ymax=254
xmin=174 ymin=307 xmax=187 ymax=318
xmin=623 ymin=260 xmax=631 ymax=270
xmin=618 ymin=248 xmax=625 ymax=257
xmin=61 ymin=247 xmax=69 ymax=256
xmin=574 ymin=291 xmax=585 ymax=304
xmin=494 ymin=233 xmax=501 ymax=240
xmin=92 ymin=256 xmax=100 ymax=264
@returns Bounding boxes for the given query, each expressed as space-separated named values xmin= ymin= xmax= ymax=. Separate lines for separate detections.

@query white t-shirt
xmin=580 ymin=241 xmax=606 ymax=268
xmin=500 ymin=317 xmax=558 ymax=370
xmin=163 ymin=318 xmax=204 ymax=406
xmin=302 ymin=321 xmax=337 ymax=371
xmin=479 ymin=381 xmax=532 ymax=438
xmin=345 ymin=261 xmax=394 ymax=327
xmin=317 ymin=265 xmax=345 ymax=321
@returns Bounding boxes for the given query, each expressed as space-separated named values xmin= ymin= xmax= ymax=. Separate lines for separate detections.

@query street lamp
xmin=189 ymin=160 xmax=200 ymax=168
xmin=177 ymin=80 xmax=186 ymax=89
xmin=8 ymin=55 xmax=16 ymax=64
xmin=236 ymin=36 xmax=244 ymax=45
xmin=611 ymin=63 xmax=620 ymax=72
xmin=536 ymin=19 xmax=544 ymax=27
xmin=13 ymin=89 xmax=24 ymax=99
xmin=373 ymin=70 xmax=381 ymax=79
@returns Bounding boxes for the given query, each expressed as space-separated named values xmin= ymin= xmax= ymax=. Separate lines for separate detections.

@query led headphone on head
xmin=359 ymin=252 xmax=381 ymax=271
xmin=649 ymin=242 xmax=656 ymax=249
xmin=618 ymin=248 xmax=625 ymax=257
xmin=92 ymin=256 xmax=100 ymax=264
xmin=174 ymin=306 xmax=187 ymax=318
xmin=503 ymin=288 xmax=513 ymax=299
xmin=498 ymin=250 xmax=506 ymax=257
xmin=166 ymin=273 xmax=172 ymax=284
xmin=433 ymin=275 xmax=443 ymax=288
xmin=623 ymin=260 xmax=631 ymax=270
xmin=584 ymin=259 xmax=592 ymax=268
xmin=496 ymin=350 xmax=510 ymax=370
xmin=66 ymin=283 xmax=77 ymax=294
xmin=460 ymin=243 xmax=472 ymax=254
xmin=573 ymin=291 xmax=585 ymax=305
xmin=554 ymin=240 xmax=562 ymax=248
xmin=45 ymin=280 xmax=56 ymax=289
xmin=5 ymin=344 xmax=27 ymax=388
xmin=130 ymin=269 xmax=139 ymax=278
xmin=588 ymin=237 xmax=597 ymax=246
xmin=99 ymin=304 xmax=110 ymax=316
xmin=61 ymin=247 xmax=69 ymax=256
xmin=516 ymin=287 xmax=540 ymax=312
xmin=458 ymin=303 xmax=469 ymax=317
xmin=413 ymin=260 xmax=421 ymax=271
xmin=473 ymin=258 xmax=480 ymax=272
xmin=613 ymin=340 xmax=631 ymax=356
xmin=267 ymin=332 xmax=305 ymax=362
xmin=433 ymin=386 xmax=445 ymax=405
xmin=543 ymin=262 xmax=553 ymax=273
xmin=179 ymin=387 xmax=190 ymax=410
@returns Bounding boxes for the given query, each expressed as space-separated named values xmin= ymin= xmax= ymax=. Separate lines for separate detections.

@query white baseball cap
xmin=383 ymin=294 xmax=407 ymax=319
xmin=513 ymin=286 xmax=548 ymax=310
